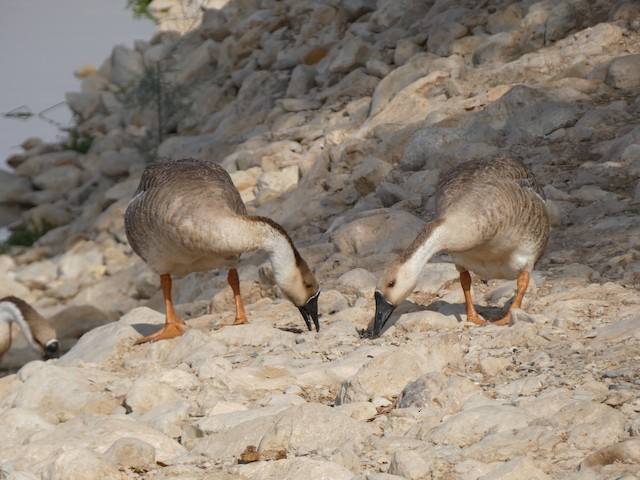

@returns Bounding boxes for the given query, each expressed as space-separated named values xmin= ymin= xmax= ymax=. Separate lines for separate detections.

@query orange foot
xmin=134 ymin=321 xmax=186 ymax=345
xmin=465 ymin=312 xmax=489 ymax=326
xmin=492 ymin=312 xmax=513 ymax=326
xmin=217 ymin=316 xmax=250 ymax=329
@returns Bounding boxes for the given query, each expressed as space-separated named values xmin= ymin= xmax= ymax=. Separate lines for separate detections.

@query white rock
xmin=103 ymin=436 xmax=156 ymax=469
xmin=604 ymin=54 xmax=640 ymax=89
xmin=233 ymin=457 xmax=354 ymax=480
xmin=13 ymin=260 xmax=58 ymax=289
xmin=172 ymin=39 xmax=217 ymax=85
xmin=338 ymin=268 xmax=377 ymax=292
xmin=394 ymin=38 xmax=423 ymax=66
xmin=255 ymin=165 xmax=299 ymax=204
xmin=139 ymin=400 xmax=193 ymax=438
xmin=125 ymin=377 xmax=183 ymax=415
xmin=334 ymin=401 xmax=378 ymax=421
xmin=22 ymin=204 xmax=73 ymax=231
xmin=429 ymin=404 xmax=534 ymax=447
xmin=0 ymin=171 xmax=32 ymax=204
xmin=350 ymin=157 xmax=392 ymax=196
xmin=0 ymin=407 xmax=54 ymax=442
xmin=317 ymin=289 xmax=350 ymax=315
xmin=46 ymin=448 xmax=121 ymax=480
xmin=397 ymin=372 xmax=483 ymax=413
xmin=336 ymin=348 xmax=435 ymax=404
xmin=329 ymin=39 xmax=374 ymax=74
xmin=59 ymin=307 xmax=163 ymax=367
xmin=480 ymin=456 xmax=552 ymax=480
xmin=13 ymin=151 xmax=80 ymax=178
xmin=197 ymin=405 xmax=288 ymax=435
xmin=389 ymin=449 xmax=432 ymax=480
xmin=22 ymin=413 xmax=185 ymax=466
xmin=98 ymin=148 xmax=141 ymax=178
xmin=495 ymin=375 xmax=546 ymax=397
xmin=331 ymin=210 xmax=425 ymax=256
xmin=57 ymin=247 xmax=104 ymax=281
xmin=65 ymin=91 xmax=103 ymax=119
xmin=259 ymin=403 xmax=373 ymax=456
xmin=11 ymin=363 xmax=119 ymax=423
xmin=285 ymin=64 xmax=316 ymax=98
xmin=110 ymin=44 xmax=144 ymax=88
xmin=199 ymin=8 xmax=230 ymax=41
xmin=394 ymin=310 xmax=461 ymax=333
xmin=546 ymin=400 xmax=626 ymax=450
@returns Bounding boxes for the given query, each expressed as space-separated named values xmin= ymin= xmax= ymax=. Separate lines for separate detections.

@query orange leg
xmin=460 ymin=271 xmax=487 ymax=325
xmin=228 ymin=268 xmax=248 ymax=325
xmin=134 ymin=273 xmax=186 ymax=344
xmin=494 ymin=270 xmax=530 ymax=326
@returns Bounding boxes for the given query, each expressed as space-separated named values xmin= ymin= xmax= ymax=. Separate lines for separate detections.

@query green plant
xmin=61 ymin=125 xmax=95 ymax=154
xmin=126 ymin=0 xmax=156 ymax=22
xmin=124 ymin=62 xmax=193 ymax=161
xmin=0 ymin=222 xmax=56 ymax=253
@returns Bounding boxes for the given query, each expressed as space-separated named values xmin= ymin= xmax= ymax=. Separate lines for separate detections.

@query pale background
xmin=0 ymin=0 xmax=155 ymax=171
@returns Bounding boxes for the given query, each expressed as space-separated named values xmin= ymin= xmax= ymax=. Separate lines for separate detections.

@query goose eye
xmin=387 ymin=280 xmax=395 ymax=288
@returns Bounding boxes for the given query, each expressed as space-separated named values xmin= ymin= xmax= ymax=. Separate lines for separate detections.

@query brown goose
xmin=0 ymin=296 xmax=60 ymax=360
xmin=124 ymin=158 xmax=320 ymax=344
xmin=374 ymin=156 xmax=549 ymax=336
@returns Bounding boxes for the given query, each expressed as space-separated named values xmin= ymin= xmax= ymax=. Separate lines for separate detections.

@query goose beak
xmin=374 ymin=290 xmax=395 ymax=337
xmin=43 ymin=340 xmax=60 ymax=360
xmin=298 ymin=290 xmax=320 ymax=332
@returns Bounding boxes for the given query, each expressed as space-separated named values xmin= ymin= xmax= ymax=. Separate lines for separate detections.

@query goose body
xmin=0 ymin=296 xmax=59 ymax=360
xmin=125 ymin=158 xmax=320 ymax=344
xmin=374 ymin=157 xmax=549 ymax=335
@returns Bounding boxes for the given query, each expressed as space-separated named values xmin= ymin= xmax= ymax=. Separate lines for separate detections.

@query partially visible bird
xmin=124 ymin=158 xmax=320 ymax=344
xmin=0 ymin=296 xmax=60 ymax=360
xmin=374 ymin=156 xmax=549 ymax=336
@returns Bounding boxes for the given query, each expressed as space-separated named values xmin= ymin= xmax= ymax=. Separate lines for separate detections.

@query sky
xmin=0 ymin=0 xmax=156 ymax=171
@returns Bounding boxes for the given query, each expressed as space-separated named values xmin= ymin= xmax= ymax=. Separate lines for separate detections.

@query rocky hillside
xmin=1 ymin=0 xmax=640 ymax=478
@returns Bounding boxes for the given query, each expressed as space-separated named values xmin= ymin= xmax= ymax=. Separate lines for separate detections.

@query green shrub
xmin=62 ymin=126 xmax=95 ymax=154
xmin=126 ymin=0 xmax=156 ymax=22
xmin=0 ymin=222 xmax=56 ymax=253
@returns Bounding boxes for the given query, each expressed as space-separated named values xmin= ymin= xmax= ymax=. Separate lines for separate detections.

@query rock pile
xmin=1 ymin=0 xmax=639 ymax=478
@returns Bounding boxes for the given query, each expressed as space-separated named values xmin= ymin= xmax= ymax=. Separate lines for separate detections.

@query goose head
xmin=374 ymin=259 xmax=417 ymax=336
xmin=42 ymin=338 xmax=60 ymax=360
xmin=277 ymin=257 xmax=320 ymax=332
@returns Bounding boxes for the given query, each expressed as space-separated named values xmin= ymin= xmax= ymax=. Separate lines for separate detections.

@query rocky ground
xmin=1 ymin=0 xmax=640 ymax=479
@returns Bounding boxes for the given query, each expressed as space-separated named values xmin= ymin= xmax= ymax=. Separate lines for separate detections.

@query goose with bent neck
xmin=0 ymin=296 xmax=60 ymax=361
xmin=125 ymin=158 xmax=320 ymax=344
xmin=374 ymin=156 xmax=549 ymax=336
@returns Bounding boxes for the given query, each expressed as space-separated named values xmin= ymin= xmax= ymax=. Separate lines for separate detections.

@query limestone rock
xmin=428 ymin=404 xmax=534 ymax=447
xmin=332 ymin=210 xmax=425 ymax=256
xmin=233 ymin=457 xmax=355 ymax=480
xmin=0 ymin=171 xmax=32 ymax=204
xmin=11 ymin=363 xmax=119 ymax=422
xmin=103 ymin=436 xmax=156 ymax=469
xmin=110 ymin=44 xmax=144 ymax=89
xmin=605 ymin=54 xmax=640 ymax=89
xmin=46 ymin=448 xmax=122 ymax=480
xmin=336 ymin=349 xmax=435 ymax=404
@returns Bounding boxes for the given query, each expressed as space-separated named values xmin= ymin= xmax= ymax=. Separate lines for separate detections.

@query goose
xmin=0 ymin=296 xmax=60 ymax=361
xmin=374 ymin=156 xmax=549 ymax=336
xmin=124 ymin=158 xmax=320 ymax=344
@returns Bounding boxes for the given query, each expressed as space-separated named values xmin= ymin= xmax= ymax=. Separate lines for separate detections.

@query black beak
xmin=374 ymin=290 xmax=395 ymax=337
xmin=43 ymin=340 xmax=60 ymax=360
xmin=298 ymin=290 xmax=320 ymax=332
